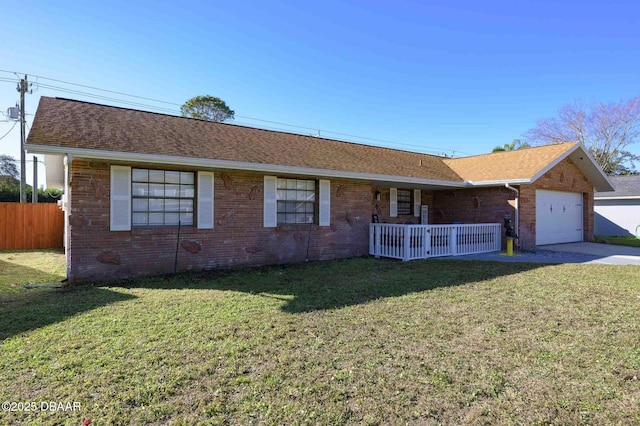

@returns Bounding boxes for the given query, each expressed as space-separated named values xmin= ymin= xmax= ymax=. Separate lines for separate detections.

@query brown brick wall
xmin=432 ymin=187 xmax=516 ymax=225
xmin=430 ymin=157 xmax=594 ymax=249
xmin=431 ymin=187 xmax=516 ymax=248
xmin=66 ymin=156 xmax=595 ymax=282
xmin=520 ymin=157 xmax=595 ymax=248
xmin=68 ymin=160 xmax=375 ymax=283
xmin=371 ymin=187 xmax=434 ymax=224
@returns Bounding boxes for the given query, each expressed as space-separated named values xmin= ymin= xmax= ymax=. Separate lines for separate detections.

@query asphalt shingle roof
xmin=27 ymin=97 xmax=463 ymax=182
xmin=443 ymin=142 xmax=578 ymax=182
xmin=27 ymin=98 xmax=599 ymax=188
xmin=595 ymin=175 xmax=640 ymax=198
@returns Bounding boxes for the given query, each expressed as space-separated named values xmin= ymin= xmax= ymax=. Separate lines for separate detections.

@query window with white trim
xmin=131 ymin=168 xmax=195 ymax=226
xmin=397 ymin=189 xmax=413 ymax=215
xmin=276 ymin=178 xmax=317 ymax=224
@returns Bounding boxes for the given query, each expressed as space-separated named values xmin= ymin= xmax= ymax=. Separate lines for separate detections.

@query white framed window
xmin=397 ymin=189 xmax=413 ymax=216
xmin=131 ymin=168 xmax=195 ymax=226
xmin=111 ymin=166 xmax=214 ymax=231
xmin=277 ymin=178 xmax=317 ymax=224
xmin=389 ymin=188 xmax=421 ymax=218
xmin=264 ymin=176 xmax=330 ymax=227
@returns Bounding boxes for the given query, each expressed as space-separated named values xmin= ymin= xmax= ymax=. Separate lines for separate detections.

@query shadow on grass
xmin=114 ymin=257 xmax=545 ymax=314
xmin=0 ymin=249 xmax=66 ymax=296
xmin=0 ymin=286 xmax=136 ymax=340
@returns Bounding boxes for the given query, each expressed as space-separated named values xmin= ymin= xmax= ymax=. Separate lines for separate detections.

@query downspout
xmin=505 ymin=184 xmax=519 ymax=239
xmin=63 ymin=153 xmax=72 ymax=282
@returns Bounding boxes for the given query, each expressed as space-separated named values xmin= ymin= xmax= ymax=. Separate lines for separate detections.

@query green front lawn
xmin=1 ymin=254 xmax=639 ymax=425
xmin=0 ymin=249 xmax=66 ymax=294
xmin=595 ymin=235 xmax=640 ymax=248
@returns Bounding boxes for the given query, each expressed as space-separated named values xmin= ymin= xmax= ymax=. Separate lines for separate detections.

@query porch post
xmin=450 ymin=226 xmax=458 ymax=256
xmin=369 ymin=224 xmax=374 ymax=256
xmin=403 ymin=225 xmax=411 ymax=261
xmin=424 ymin=226 xmax=431 ymax=258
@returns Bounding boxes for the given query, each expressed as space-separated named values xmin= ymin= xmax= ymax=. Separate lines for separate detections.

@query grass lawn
xmin=0 ymin=249 xmax=66 ymax=292
xmin=595 ymin=235 xmax=640 ymax=248
xmin=1 ymin=252 xmax=639 ymax=425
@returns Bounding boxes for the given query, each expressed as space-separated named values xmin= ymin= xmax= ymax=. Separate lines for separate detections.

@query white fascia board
xmin=594 ymin=196 xmax=640 ymax=200
xmin=529 ymin=143 xmax=581 ymax=183
xmin=464 ymin=179 xmax=531 ymax=187
xmin=528 ymin=143 xmax=614 ymax=192
xmin=569 ymin=146 xmax=614 ymax=192
xmin=25 ymin=144 xmax=469 ymax=188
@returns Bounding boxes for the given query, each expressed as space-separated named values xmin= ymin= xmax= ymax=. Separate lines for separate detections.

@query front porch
xmin=369 ymin=223 xmax=502 ymax=261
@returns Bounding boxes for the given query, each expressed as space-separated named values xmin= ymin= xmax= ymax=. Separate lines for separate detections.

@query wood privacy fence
xmin=0 ymin=203 xmax=64 ymax=249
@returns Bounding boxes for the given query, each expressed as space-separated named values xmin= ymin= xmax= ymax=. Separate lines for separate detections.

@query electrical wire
xmin=32 ymin=82 xmax=180 ymax=114
xmin=0 ymin=121 xmax=18 ymax=141
xmin=0 ymin=70 xmax=180 ymax=107
xmin=0 ymin=70 xmax=466 ymax=156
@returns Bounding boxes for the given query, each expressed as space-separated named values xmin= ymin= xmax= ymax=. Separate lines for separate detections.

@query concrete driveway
xmin=539 ymin=242 xmax=640 ymax=265
xmin=450 ymin=242 xmax=640 ymax=265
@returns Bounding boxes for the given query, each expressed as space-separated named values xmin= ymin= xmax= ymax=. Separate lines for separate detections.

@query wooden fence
xmin=0 ymin=202 xmax=64 ymax=249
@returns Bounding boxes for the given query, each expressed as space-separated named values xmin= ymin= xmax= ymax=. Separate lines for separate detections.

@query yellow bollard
xmin=506 ymin=238 xmax=513 ymax=256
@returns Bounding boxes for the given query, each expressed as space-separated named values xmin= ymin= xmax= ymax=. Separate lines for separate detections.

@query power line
xmin=0 ymin=70 xmax=180 ymax=107
xmin=0 ymin=70 xmax=465 ymax=156
xmin=0 ymin=121 xmax=18 ymax=140
xmin=33 ymin=82 xmax=180 ymax=114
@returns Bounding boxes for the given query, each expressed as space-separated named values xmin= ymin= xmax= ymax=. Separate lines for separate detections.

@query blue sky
xmin=1 ymin=0 xmax=639 ymax=186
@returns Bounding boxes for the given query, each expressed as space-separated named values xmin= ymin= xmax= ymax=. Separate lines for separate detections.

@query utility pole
xmin=16 ymin=75 xmax=30 ymax=203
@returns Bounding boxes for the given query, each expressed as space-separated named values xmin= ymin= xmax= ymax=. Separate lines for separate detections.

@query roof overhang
xmin=594 ymin=195 xmax=640 ymax=200
xmin=531 ymin=143 xmax=614 ymax=192
xmin=467 ymin=145 xmax=615 ymax=191
xmin=27 ymin=145 xmax=469 ymax=190
xmin=461 ymin=178 xmax=532 ymax=187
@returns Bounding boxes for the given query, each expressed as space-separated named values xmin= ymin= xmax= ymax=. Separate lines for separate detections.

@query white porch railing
xmin=369 ymin=223 xmax=501 ymax=261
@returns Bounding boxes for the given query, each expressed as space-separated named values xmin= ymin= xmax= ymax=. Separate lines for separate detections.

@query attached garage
xmin=535 ymin=190 xmax=583 ymax=245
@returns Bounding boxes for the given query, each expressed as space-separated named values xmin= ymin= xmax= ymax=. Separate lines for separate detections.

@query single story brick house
xmin=26 ymin=97 xmax=612 ymax=283
xmin=594 ymin=175 xmax=640 ymax=237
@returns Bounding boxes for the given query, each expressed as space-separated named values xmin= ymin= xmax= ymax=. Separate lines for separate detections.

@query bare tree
xmin=524 ymin=96 xmax=640 ymax=175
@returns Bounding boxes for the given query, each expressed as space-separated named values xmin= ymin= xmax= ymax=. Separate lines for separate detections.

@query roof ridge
xmin=47 ymin=96 xmax=447 ymax=159
xmin=443 ymin=141 xmax=578 ymax=161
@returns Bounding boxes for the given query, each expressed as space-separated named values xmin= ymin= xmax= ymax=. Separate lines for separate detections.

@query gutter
xmin=505 ymin=183 xmax=519 ymax=239
xmin=25 ymin=144 xmax=470 ymax=189
xmin=466 ymin=178 xmax=531 ymax=187
xmin=594 ymin=196 xmax=640 ymax=201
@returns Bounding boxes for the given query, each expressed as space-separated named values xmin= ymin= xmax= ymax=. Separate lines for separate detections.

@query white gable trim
xmin=529 ymin=143 xmax=613 ymax=192
xmin=529 ymin=143 xmax=581 ymax=183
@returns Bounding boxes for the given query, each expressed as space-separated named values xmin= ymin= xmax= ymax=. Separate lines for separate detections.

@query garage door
xmin=536 ymin=190 xmax=583 ymax=245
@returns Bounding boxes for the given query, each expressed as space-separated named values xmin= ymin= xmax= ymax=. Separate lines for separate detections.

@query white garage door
xmin=536 ymin=190 xmax=583 ymax=245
